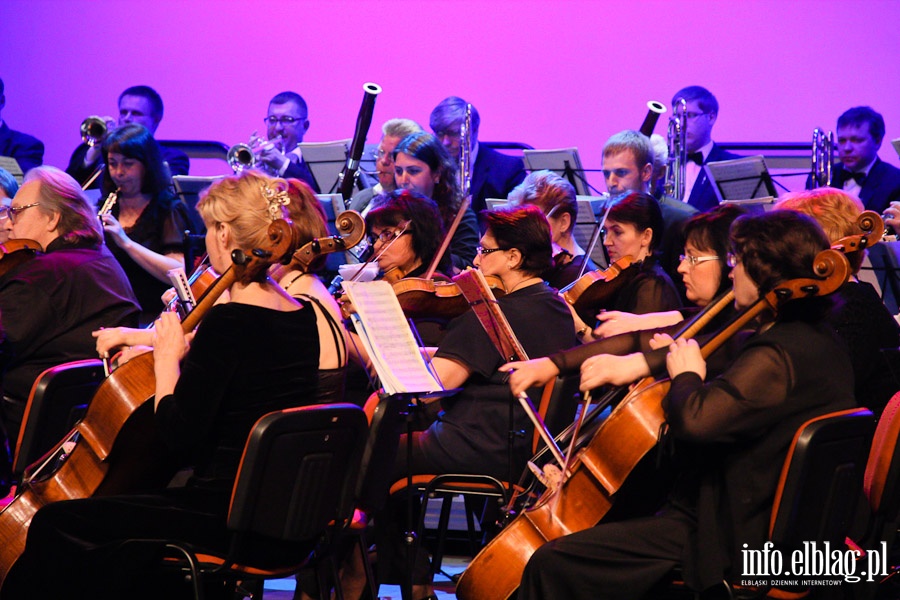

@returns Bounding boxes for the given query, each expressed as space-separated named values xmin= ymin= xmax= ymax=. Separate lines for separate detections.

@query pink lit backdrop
xmin=2 ymin=0 xmax=899 ymax=192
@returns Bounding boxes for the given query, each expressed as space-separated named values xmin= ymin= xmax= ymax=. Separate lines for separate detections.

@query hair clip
xmin=261 ymin=182 xmax=290 ymax=222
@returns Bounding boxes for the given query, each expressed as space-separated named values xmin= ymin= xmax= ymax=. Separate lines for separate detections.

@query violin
xmin=0 ymin=239 xmax=42 ymax=278
xmin=392 ymin=274 xmax=507 ymax=321
xmin=560 ymin=256 xmax=639 ymax=324
xmin=455 ymin=249 xmax=852 ymax=600
xmin=0 ymin=220 xmax=297 ymax=585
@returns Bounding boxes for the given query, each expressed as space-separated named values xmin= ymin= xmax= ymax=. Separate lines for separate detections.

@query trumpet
xmin=80 ymin=116 xmax=111 ymax=147
xmin=810 ymin=127 xmax=834 ymax=189
xmin=663 ymin=98 xmax=687 ymax=202
xmin=227 ymin=133 xmax=284 ymax=174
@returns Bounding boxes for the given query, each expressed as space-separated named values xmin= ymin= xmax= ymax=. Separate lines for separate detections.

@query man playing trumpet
xmin=65 ymin=85 xmax=189 ymax=189
xmin=252 ymin=91 xmax=319 ymax=192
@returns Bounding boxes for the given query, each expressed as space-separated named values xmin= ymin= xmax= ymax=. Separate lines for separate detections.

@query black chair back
xmin=13 ymin=359 xmax=106 ymax=477
xmin=769 ymin=407 xmax=875 ymax=551
xmin=227 ymin=403 xmax=368 ymax=541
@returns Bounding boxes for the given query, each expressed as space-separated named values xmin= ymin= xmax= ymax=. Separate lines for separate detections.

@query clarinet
xmin=339 ymin=83 xmax=383 ymax=205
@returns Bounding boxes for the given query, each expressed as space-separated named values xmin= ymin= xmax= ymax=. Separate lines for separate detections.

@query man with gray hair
xmin=348 ymin=117 xmax=422 ymax=213
xmin=0 ymin=167 xmax=18 ymax=244
xmin=430 ymin=96 xmax=526 ymax=213
xmin=0 ymin=166 xmax=139 ymax=491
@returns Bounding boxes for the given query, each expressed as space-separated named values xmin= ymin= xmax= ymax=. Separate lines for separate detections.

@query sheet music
xmin=892 ymin=138 xmax=900 ymax=159
xmin=0 ymin=156 xmax=24 ymax=184
xmin=704 ymin=155 xmax=775 ymax=201
xmin=342 ymin=280 xmax=443 ymax=395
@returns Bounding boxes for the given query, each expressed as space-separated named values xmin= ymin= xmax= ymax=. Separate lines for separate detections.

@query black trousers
xmin=519 ymin=508 xmax=694 ymax=600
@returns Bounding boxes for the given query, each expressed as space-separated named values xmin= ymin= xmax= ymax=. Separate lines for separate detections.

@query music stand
xmin=173 ymin=175 xmax=224 ymax=233
xmin=892 ymin=138 xmax=900 ymax=160
xmin=705 ymin=155 xmax=778 ymax=212
xmin=573 ymin=195 xmax=616 ymax=268
xmin=0 ymin=157 xmax=24 ymax=184
xmin=523 ymin=148 xmax=590 ymax=196
xmin=298 ymin=139 xmax=350 ymax=195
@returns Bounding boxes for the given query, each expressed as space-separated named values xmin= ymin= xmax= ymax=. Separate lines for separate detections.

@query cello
xmin=455 ymin=248 xmax=852 ymax=600
xmin=0 ymin=219 xmax=299 ymax=585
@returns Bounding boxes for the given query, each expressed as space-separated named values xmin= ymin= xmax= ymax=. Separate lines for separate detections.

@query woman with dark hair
xmin=377 ymin=205 xmax=577 ymax=599
xmin=504 ymin=204 xmax=746 ymax=394
xmin=100 ymin=123 xmax=191 ymax=325
xmin=517 ymin=211 xmax=856 ymax=600
xmin=364 ymin=188 xmax=452 ymax=280
xmin=509 ymin=169 xmax=596 ymax=289
xmin=392 ymin=131 xmax=478 ymax=271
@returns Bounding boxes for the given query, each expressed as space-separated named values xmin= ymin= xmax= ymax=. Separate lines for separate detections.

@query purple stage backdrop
xmin=2 ymin=0 xmax=899 ymax=192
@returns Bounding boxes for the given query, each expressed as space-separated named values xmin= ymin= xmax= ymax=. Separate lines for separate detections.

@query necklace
xmin=507 ymin=276 xmax=543 ymax=294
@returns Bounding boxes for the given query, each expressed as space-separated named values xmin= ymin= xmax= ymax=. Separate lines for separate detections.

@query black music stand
xmin=705 ymin=155 xmax=778 ymax=212
xmin=523 ymin=148 xmax=590 ymax=196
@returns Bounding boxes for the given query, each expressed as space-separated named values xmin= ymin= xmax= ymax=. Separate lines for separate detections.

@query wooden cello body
xmin=457 ymin=248 xmax=852 ymax=600
xmin=0 ymin=218 xmax=309 ymax=585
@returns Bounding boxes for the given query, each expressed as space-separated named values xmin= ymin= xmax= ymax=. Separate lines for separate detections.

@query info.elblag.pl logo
xmin=741 ymin=541 xmax=890 ymax=585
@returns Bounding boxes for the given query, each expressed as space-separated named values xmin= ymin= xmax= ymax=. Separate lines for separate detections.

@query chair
xmin=388 ymin=374 xmax=581 ymax=581
xmin=844 ymin=392 xmax=900 ymax=599
xmin=732 ymin=407 xmax=875 ymax=599
xmin=156 ymin=403 xmax=368 ymax=600
xmin=12 ymin=359 xmax=106 ymax=479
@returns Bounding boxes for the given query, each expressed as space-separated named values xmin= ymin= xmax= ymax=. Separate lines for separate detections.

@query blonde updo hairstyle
xmin=197 ymin=172 xmax=311 ymax=279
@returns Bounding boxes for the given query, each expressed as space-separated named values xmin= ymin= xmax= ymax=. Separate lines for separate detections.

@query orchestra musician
xmin=571 ymin=191 xmax=682 ymax=342
xmin=392 ymin=131 xmax=479 ymax=270
xmin=1 ymin=172 xmax=323 ymax=600
xmin=602 ymin=130 xmax=696 ymax=297
xmin=429 ymin=96 xmax=526 ymax=214
xmin=0 ymin=78 xmax=44 ymax=174
xmin=374 ymin=205 xmax=577 ymax=600
xmin=670 ymin=85 xmax=740 ymax=212
xmin=504 ymin=204 xmax=746 ymax=396
xmin=66 ymin=85 xmax=189 ymax=189
xmin=508 ymin=169 xmax=597 ymax=289
xmin=99 ymin=123 xmax=192 ymax=326
xmin=517 ymin=210 xmax=855 ymax=600
xmin=828 ymin=106 xmax=900 ymax=215
xmin=0 ymin=166 xmax=139 ymax=496
xmin=774 ymin=187 xmax=900 ymax=416
xmin=254 ymin=91 xmax=319 ymax=192
xmin=347 ymin=118 xmax=423 ymax=215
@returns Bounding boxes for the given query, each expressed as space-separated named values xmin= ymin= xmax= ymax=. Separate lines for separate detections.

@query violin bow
xmin=454 ymin=269 xmax=566 ymax=467
xmin=577 ymin=196 xmax=616 ymax=280
xmin=425 ymin=196 xmax=471 ymax=279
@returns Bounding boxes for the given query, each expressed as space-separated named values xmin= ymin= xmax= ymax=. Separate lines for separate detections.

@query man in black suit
xmin=429 ymin=96 xmax=526 ymax=213
xmin=255 ymin=91 xmax=319 ymax=192
xmin=671 ymin=86 xmax=739 ymax=212
xmin=829 ymin=106 xmax=900 ymax=215
xmin=66 ymin=85 xmax=189 ymax=188
xmin=0 ymin=78 xmax=44 ymax=176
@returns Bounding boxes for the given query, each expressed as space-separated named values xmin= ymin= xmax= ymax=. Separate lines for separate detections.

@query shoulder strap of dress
xmin=295 ymin=293 xmax=347 ymax=365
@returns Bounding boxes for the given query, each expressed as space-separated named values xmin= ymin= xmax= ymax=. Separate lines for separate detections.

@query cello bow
xmin=453 ymin=269 xmax=566 ymax=468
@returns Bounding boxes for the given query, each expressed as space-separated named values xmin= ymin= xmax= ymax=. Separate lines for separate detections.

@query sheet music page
xmin=0 ymin=157 xmax=23 ymax=184
xmin=343 ymin=280 xmax=443 ymax=395
xmin=892 ymin=138 xmax=900 ymax=159
xmin=705 ymin=156 xmax=771 ymax=201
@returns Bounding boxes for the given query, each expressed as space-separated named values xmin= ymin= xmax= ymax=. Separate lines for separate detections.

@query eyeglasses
xmin=0 ymin=202 xmax=41 ymax=224
xmin=374 ymin=148 xmax=393 ymax=161
xmin=263 ymin=115 xmax=306 ymax=126
xmin=726 ymin=252 xmax=741 ymax=268
xmin=683 ymin=111 xmax=710 ymax=120
xmin=476 ymin=245 xmax=507 ymax=256
xmin=679 ymin=254 xmax=721 ymax=267
xmin=368 ymin=229 xmax=409 ymax=245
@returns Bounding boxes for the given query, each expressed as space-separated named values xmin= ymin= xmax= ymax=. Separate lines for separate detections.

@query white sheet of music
xmin=705 ymin=155 xmax=772 ymax=201
xmin=342 ymin=280 xmax=443 ymax=395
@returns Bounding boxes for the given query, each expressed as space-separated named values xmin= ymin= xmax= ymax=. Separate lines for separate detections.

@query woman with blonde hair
xmin=5 ymin=171 xmax=322 ymax=599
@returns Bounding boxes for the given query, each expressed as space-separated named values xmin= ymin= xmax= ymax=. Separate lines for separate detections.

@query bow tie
xmin=846 ymin=171 xmax=867 ymax=186
xmin=687 ymin=151 xmax=704 ymax=166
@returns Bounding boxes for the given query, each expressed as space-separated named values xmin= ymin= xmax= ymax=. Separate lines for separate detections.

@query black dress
xmin=1 ymin=302 xmax=321 ymax=600
xmin=519 ymin=318 xmax=855 ymax=600
xmin=105 ymin=195 xmax=191 ymax=325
